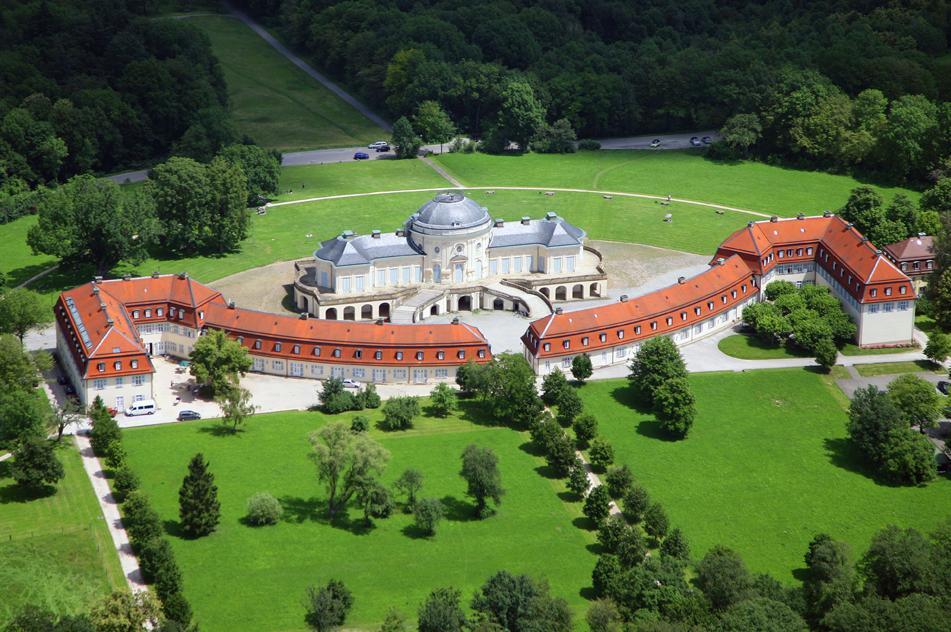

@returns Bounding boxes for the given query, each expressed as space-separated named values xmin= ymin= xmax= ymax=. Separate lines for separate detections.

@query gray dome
xmin=411 ymin=193 xmax=491 ymax=233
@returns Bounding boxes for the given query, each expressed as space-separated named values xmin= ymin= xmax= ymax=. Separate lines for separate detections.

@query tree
xmin=587 ymin=438 xmax=614 ymax=472
xmin=802 ymin=534 xmax=855 ymax=624
xmin=604 ymin=465 xmax=633 ymax=499
xmin=622 ymin=484 xmax=650 ymax=523
xmin=309 ymin=422 xmax=390 ymax=517
xmin=178 ymin=453 xmax=220 ymax=538
xmin=696 ymin=545 xmax=751 ymax=611
xmin=532 ymin=118 xmax=577 ymax=154
xmin=814 ymin=337 xmax=839 ymax=371
xmin=218 ymin=383 xmax=255 ymax=433
xmin=493 ymin=79 xmax=545 ymax=151
xmin=716 ymin=598 xmax=808 ymax=632
xmin=11 ymin=435 xmax=64 ymax=492
xmin=591 ymin=554 xmax=623 ymax=598
xmin=356 ymin=479 xmax=393 ymax=524
xmin=218 ymin=143 xmax=281 ymax=205
xmin=923 ymin=331 xmax=951 ymax=364
xmin=470 ymin=570 xmax=541 ymax=631
xmin=585 ymin=599 xmax=623 ymax=632
xmin=319 ymin=377 xmax=356 ymax=414
xmin=122 ymin=492 xmax=164 ymax=545
xmin=380 ymin=396 xmax=420 ymax=430
xmin=89 ymin=591 xmax=162 ymax=632
xmin=304 ymin=579 xmax=353 ymax=632
xmin=0 ymin=334 xmax=40 ymax=392
xmin=112 ymin=466 xmax=140 ymax=502
xmin=572 ymin=413 xmax=597 ymax=448
xmin=583 ymin=485 xmax=611 ymax=526
xmin=393 ymin=468 xmax=424 ymax=510
xmin=205 ymin=155 xmax=251 ymax=254
xmin=245 ymin=492 xmax=282 ymax=526
xmin=460 ymin=444 xmax=503 ymax=517
xmin=839 ymin=187 xmax=885 ymax=241
xmin=860 ymin=525 xmax=936 ymax=600
xmin=138 ymin=537 xmax=182 ymax=598
xmin=391 ymin=116 xmax=421 ymax=159
xmin=721 ymin=113 xmax=762 ymax=154
xmin=597 ymin=515 xmax=630 ymax=553
xmin=51 ymin=400 xmax=82 ymax=441
xmin=643 ymin=502 xmax=669 ymax=540
xmin=571 ymin=354 xmax=593 ymax=383
xmin=652 ymin=377 xmax=695 ymax=438
xmin=189 ymin=329 xmax=252 ymax=397
xmin=429 ymin=383 xmax=457 ymax=417
xmin=628 ymin=337 xmax=687 ymax=405
xmin=887 ymin=374 xmax=941 ymax=429
xmin=418 ymin=587 xmax=467 ymax=632
xmin=0 ymin=289 xmax=52 ymax=344
xmin=361 ymin=383 xmax=381 ymax=408
xmin=378 ymin=608 xmax=408 ymax=632
xmin=413 ymin=101 xmax=455 ymax=152
xmin=89 ymin=404 xmax=121 ymax=457
xmin=456 ymin=360 xmax=487 ymax=396
xmin=483 ymin=354 xmax=543 ymax=429
xmin=541 ymin=369 xmax=569 ymax=405
xmin=554 ymin=386 xmax=583 ymax=427
xmin=413 ymin=497 xmax=444 ymax=536
xmin=566 ymin=461 xmax=589 ymax=498
xmin=929 ymin=268 xmax=951 ymax=330
xmin=0 ymin=389 xmax=47 ymax=443
xmin=27 ymin=176 xmax=157 ymax=276
xmin=542 ymin=426 xmax=577 ymax=478
xmin=661 ymin=528 xmax=690 ymax=561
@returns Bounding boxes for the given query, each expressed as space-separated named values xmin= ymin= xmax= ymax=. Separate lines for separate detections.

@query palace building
xmin=883 ymin=233 xmax=935 ymax=292
xmin=522 ymin=214 xmax=916 ymax=375
xmin=292 ymin=192 xmax=606 ymax=323
xmin=55 ymin=273 xmax=491 ymax=409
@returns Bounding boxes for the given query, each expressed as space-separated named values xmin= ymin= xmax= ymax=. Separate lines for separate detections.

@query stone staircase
xmin=390 ymin=289 xmax=445 ymax=323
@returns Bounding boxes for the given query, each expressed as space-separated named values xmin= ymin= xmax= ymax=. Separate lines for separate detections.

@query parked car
xmin=937 ymin=381 xmax=950 ymax=395
xmin=125 ymin=399 xmax=157 ymax=416
xmin=107 ymin=407 xmax=118 ymax=418
xmin=374 ymin=144 xmax=391 ymax=152
xmin=690 ymin=136 xmax=702 ymax=147
xmin=177 ymin=409 xmax=202 ymax=421
xmin=353 ymin=152 xmax=370 ymax=160
xmin=701 ymin=136 xmax=713 ymax=144
xmin=649 ymin=139 xmax=662 ymax=148
xmin=368 ymin=141 xmax=388 ymax=149
xmin=342 ymin=378 xmax=362 ymax=389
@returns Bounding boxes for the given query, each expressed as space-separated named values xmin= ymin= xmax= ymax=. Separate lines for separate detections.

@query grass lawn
xmin=578 ymin=369 xmax=951 ymax=583
xmin=839 ymin=343 xmax=919 ymax=356
xmin=122 ymin=406 xmax=595 ymax=631
xmin=916 ymin=314 xmax=937 ymax=335
xmin=717 ymin=334 xmax=812 ymax=360
xmin=435 ymin=151 xmax=919 ymax=217
xmin=0 ymin=215 xmax=58 ymax=288
xmin=186 ymin=15 xmax=384 ymax=151
xmin=0 ymin=439 xmax=125 ymax=625
xmin=853 ymin=360 xmax=941 ymax=377
xmin=274 ymin=160 xmax=449 ymax=202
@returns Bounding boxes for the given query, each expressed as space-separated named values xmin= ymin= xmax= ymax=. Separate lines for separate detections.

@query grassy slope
xmin=188 ymin=15 xmax=384 ymax=151
xmin=0 ymin=440 xmax=124 ymax=624
xmin=435 ymin=151 xmax=919 ymax=217
xmin=579 ymin=369 xmax=951 ymax=582
xmin=123 ymin=407 xmax=595 ymax=631
xmin=0 ymin=215 xmax=57 ymax=288
xmin=274 ymin=160 xmax=449 ymax=202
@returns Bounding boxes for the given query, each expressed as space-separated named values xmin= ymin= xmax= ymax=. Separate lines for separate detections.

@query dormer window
xmin=437 ymin=351 xmax=445 ymax=360
xmin=582 ymin=337 xmax=589 ymax=347
xmin=731 ymin=290 xmax=737 ymax=299
xmin=885 ymin=287 xmax=892 ymax=296
xmin=416 ymin=351 xmax=424 ymax=360
xmin=742 ymin=284 xmax=747 ymax=293
xmin=97 ymin=362 xmax=105 ymax=372
xmin=157 ymin=308 xmax=164 ymax=317
xmin=354 ymin=350 xmax=362 ymax=359
xmin=114 ymin=361 xmax=121 ymax=371
xmin=144 ymin=309 xmax=151 ymax=318
xmin=237 ymin=336 xmax=244 ymax=345
xmin=313 ymin=347 xmax=321 ymax=357
xmin=722 ymin=295 xmax=727 ymax=304
xmin=274 ymin=342 xmax=282 ymax=352
xmin=563 ymin=340 xmax=570 ymax=349
xmin=870 ymin=289 xmax=877 ymax=297
xmin=292 ymin=344 xmax=301 ymax=354
xmin=694 ymin=307 xmax=701 ymax=316
xmin=254 ymin=339 xmax=262 ymax=350
xmin=457 ymin=350 xmax=466 ymax=360
xmin=478 ymin=349 xmax=486 ymax=358
xmin=650 ymin=322 xmax=657 ymax=331
xmin=333 ymin=348 xmax=342 ymax=358
xmin=665 ymin=317 xmax=673 ymax=326
xmin=375 ymin=350 xmax=383 ymax=360
xmin=131 ymin=360 xmax=138 ymax=369
xmin=899 ymin=286 xmax=906 ymax=295
xmin=617 ymin=330 xmax=624 ymax=339
xmin=395 ymin=351 xmax=403 ymax=360
xmin=543 ymin=343 xmax=551 ymax=352
xmin=599 ymin=333 xmax=607 ymax=343
xmin=132 ymin=310 xmax=140 ymax=318
xmin=681 ymin=312 xmax=687 ymax=321
xmin=707 ymin=301 xmax=714 ymax=310
xmin=634 ymin=326 xmax=641 ymax=335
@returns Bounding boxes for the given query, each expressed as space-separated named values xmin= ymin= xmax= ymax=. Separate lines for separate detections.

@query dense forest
xmin=240 ymin=0 xmax=950 ymax=183
xmin=0 ymin=0 xmax=241 ymax=192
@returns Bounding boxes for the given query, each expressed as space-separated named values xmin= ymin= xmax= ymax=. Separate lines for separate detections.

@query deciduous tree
xmin=391 ymin=116 xmax=421 ymax=159
xmin=583 ymin=484 xmax=611 ymax=526
xmin=0 ymin=289 xmax=52 ymax=344
xmin=380 ymin=396 xmax=420 ymax=430
xmin=393 ymin=468 xmax=424 ymax=510
xmin=652 ymin=377 xmax=695 ymax=438
xmin=460 ymin=444 xmax=503 ymax=517
xmin=309 ymin=422 xmax=390 ymax=517
xmin=189 ymin=329 xmax=252 ymax=397
xmin=696 ymin=545 xmax=751 ymax=611
xmin=11 ymin=435 xmax=64 ymax=492
xmin=887 ymin=374 xmax=941 ymax=429
xmin=429 ymin=383 xmax=457 ymax=417
xmin=572 ymin=413 xmax=597 ymax=448
xmin=218 ymin=383 xmax=255 ymax=433
xmin=418 ymin=587 xmax=467 ymax=632
xmin=304 ymin=579 xmax=353 ymax=632
xmin=628 ymin=337 xmax=687 ymax=405
xmin=541 ymin=369 xmax=569 ymax=405
xmin=413 ymin=497 xmax=444 ymax=536
xmin=571 ymin=354 xmax=593 ymax=383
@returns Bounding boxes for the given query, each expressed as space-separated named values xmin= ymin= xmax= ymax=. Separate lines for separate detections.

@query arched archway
xmin=343 ymin=306 xmax=356 ymax=321
xmin=298 ymin=295 xmax=308 ymax=311
xmin=458 ymin=295 xmax=472 ymax=311
xmin=555 ymin=286 xmax=567 ymax=301
xmin=492 ymin=298 xmax=504 ymax=310
xmin=589 ymin=283 xmax=600 ymax=298
xmin=378 ymin=303 xmax=390 ymax=320
xmin=540 ymin=287 xmax=550 ymax=298
xmin=572 ymin=284 xmax=584 ymax=299
xmin=325 ymin=308 xmax=338 ymax=320
xmin=430 ymin=304 xmax=439 ymax=316
xmin=361 ymin=304 xmax=373 ymax=319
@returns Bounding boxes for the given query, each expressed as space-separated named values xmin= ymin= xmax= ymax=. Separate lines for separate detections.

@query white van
xmin=125 ymin=399 xmax=157 ymax=416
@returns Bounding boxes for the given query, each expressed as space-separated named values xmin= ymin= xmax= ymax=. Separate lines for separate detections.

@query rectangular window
xmin=414 ymin=266 xmax=422 ymax=282
xmin=133 ymin=375 xmax=144 ymax=386
xmin=94 ymin=379 xmax=106 ymax=390
xmin=514 ymin=256 xmax=523 ymax=273
xmin=501 ymin=258 xmax=511 ymax=274
xmin=341 ymin=276 xmax=351 ymax=293
xmin=376 ymin=269 xmax=386 ymax=286
xmin=353 ymin=368 xmax=365 ymax=378
xmin=490 ymin=259 xmax=498 ymax=276
xmin=355 ymin=275 xmax=365 ymax=292
xmin=390 ymin=267 xmax=399 ymax=284
xmin=526 ymin=255 xmax=533 ymax=271
xmin=898 ymin=301 xmax=909 ymax=311
xmin=553 ymin=257 xmax=563 ymax=273
xmin=320 ymin=271 xmax=329 ymax=287
xmin=402 ymin=267 xmax=411 ymax=284
xmin=272 ymin=360 xmax=284 ymax=370
xmin=884 ymin=302 xmax=894 ymax=312
xmin=435 ymin=368 xmax=449 ymax=378
xmin=869 ymin=303 xmax=880 ymax=314
xmin=566 ymin=255 xmax=576 ymax=272
xmin=115 ymin=377 xmax=124 ymax=388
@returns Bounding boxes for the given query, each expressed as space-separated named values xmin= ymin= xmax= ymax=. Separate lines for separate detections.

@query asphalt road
xmin=599 ymin=130 xmax=720 ymax=150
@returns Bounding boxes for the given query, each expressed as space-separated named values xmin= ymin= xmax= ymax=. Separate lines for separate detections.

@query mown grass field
xmin=716 ymin=334 xmax=812 ymax=360
xmin=0 ymin=440 xmax=124 ymax=625
xmin=854 ymin=360 xmax=940 ymax=377
xmin=187 ymin=15 xmax=384 ymax=151
xmin=0 ymin=215 xmax=58 ymax=288
xmin=435 ymin=151 xmax=919 ymax=217
xmin=578 ymin=369 xmax=951 ymax=583
xmin=123 ymin=406 xmax=595 ymax=631
xmin=274 ymin=160 xmax=448 ymax=202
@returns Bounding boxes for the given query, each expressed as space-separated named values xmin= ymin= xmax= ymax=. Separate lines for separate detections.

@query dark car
xmin=701 ymin=136 xmax=713 ymax=144
xmin=649 ymin=139 xmax=661 ymax=148
xmin=353 ymin=152 xmax=370 ymax=160
xmin=177 ymin=410 xmax=202 ymax=421
xmin=937 ymin=381 xmax=950 ymax=395
xmin=374 ymin=144 xmax=391 ymax=152
xmin=690 ymin=136 xmax=701 ymax=147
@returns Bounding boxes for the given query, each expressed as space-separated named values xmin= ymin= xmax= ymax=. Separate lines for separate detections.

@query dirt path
xmin=209 ymin=260 xmax=299 ymax=314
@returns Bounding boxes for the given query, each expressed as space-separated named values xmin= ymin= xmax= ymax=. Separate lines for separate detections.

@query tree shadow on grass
xmin=586 ymin=542 xmax=605 ymax=555
xmin=609 ymin=383 xmax=653 ymax=415
xmin=791 ymin=567 xmax=811 ymax=582
xmin=0 ymin=482 xmax=55 ymax=504
xmin=533 ymin=463 xmax=564 ymax=480
xmin=572 ymin=516 xmax=598 ymax=531
xmin=163 ymin=519 xmax=186 ymax=539
xmin=579 ymin=586 xmax=598 ymax=600
xmin=401 ymin=523 xmax=434 ymax=540
xmin=440 ymin=495 xmax=481 ymax=522
xmin=518 ymin=440 xmax=545 ymax=458
xmin=557 ymin=491 xmax=579 ymax=503
xmin=456 ymin=400 xmax=503 ymax=428
xmin=823 ymin=438 xmax=906 ymax=487
xmin=635 ymin=419 xmax=679 ymax=442
xmin=197 ymin=424 xmax=244 ymax=438
xmin=277 ymin=495 xmax=375 ymax=534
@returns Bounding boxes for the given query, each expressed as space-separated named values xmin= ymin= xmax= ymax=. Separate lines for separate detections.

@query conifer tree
xmin=178 ymin=453 xmax=220 ymax=537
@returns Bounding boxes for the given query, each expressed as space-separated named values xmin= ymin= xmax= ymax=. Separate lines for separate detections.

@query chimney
xmin=228 ymin=299 xmax=236 ymax=309
xmin=151 ymin=271 xmax=159 ymax=278
xmin=494 ymin=219 xmax=504 ymax=227
xmin=106 ymin=317 xmax=114 ymax=325
xmin=341 ymin=230 xmax=354 ymax=239
xmin=521 ymin=216 xmax=530 ymax=225
xmin=678 ymin=276 xmax=686 ymax=284
xmin=451 ymin=317 xmax=460 ymax=324
xmin=545 ymin=211 xmax=557 ymax=221
xmin=299 ymin=312 xmax=308 ymax=319
xmin=716 ymin=257 xmax=726 ymax=265
xmin=396 ymin=229 xmax=405 ymax=237
xmin=92 ymin=286 xmax=100 ymax=295
xmin=860 ymin=237 xmax=868 ymax=243
xmin=122 ymin=273 xmax=131 ymax=281
xmin=918 ymin=232 xmax=926 ymax=237
xmin=178 ymin=272 xmax=188 ymax=279
xmin=875 ymin=249 xmax=882 ymax=255
xmin=554 ymin=307 xmax=563 ymax=315
xmin=99 ymin=301 xmax=106 ymax=311
xmin=769 ymin=215 xmax=778 ymax=223
xmin=796 ymin=213 xmax=804 ymax=220
xmin=93 ymin=275 xmax=102 ymax=283
xmin=371 ymin=230 xmax=381 ymax=239
xmin=619 ymin=295 xmax=629 ymax=302
xmin=376 ymin=318 xmax=385 ymax=325
xmin=823 ymin=210 xmax=833 ymax=217
xmin=747 ymin=221 xmax=754 ymax=227
xmin=846 ymin=222 xmax=854 ymax=229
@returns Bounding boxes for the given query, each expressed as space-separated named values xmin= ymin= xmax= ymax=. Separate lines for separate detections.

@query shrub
xmin=89 ymin=411 xmax=121 ymax=457
xmin=413 ymin=497 xmax=445 ymax=536
xmin=112 ymin=466 xmax=140 ymax=502
xmin=350 ymin=415 xmax=369 ymax=433
xmin=122 ymin=491 xmax=163 ymax=546
xmin=304 ymin=579 xmax=353 ymax=631
xmin=11 ymin=436 xmax=64 ymax=492
xmin=362 ymin=383 xmax=381 ymax=409
xmin=246 ymin=492 xmax=282 ymax=526
xmin=161 ymin=591 xmax=193 ymax=627
xmin=571 ymin=354 xmax=593 ymax=383
xmin=138 ymin=537 xmax=182 ymax=598
xmin=605 ymin=465 xmax=633 ymax=499
xmin=576 ymin=139 xmax=602 ymax=151
xmin=554 ymin=387 xmax=583 ymax=426
xmin=661 ymin=528 xmax=691 ymax=560
xmin=429 ymin=383 xmax=457 ymax=417
xmin=380 ymin=396 xmax=420 ymax=430
xmin=541 ymin=369 xmax=570 ymax=405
